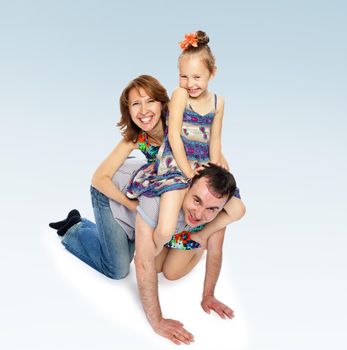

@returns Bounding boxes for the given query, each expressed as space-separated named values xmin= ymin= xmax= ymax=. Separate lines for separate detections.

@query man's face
xmin=182 ymin=177 xmax=228 ymax=227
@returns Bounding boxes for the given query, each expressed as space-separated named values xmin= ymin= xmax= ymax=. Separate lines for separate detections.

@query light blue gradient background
xmin=1 ymin=0 xmax=346 ymax=349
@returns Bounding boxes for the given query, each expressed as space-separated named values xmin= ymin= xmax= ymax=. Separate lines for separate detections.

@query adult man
xmin=50 ymin=159 xmax=243 ymax=345
xmin=133 ymin=163 xmax=239 ymax=345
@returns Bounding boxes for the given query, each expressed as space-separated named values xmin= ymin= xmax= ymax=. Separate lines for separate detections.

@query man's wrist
xmin=149 ymin=315 xmax=163 ymax=329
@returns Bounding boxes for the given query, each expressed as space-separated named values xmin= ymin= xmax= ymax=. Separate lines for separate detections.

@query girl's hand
xmin=216 ymin=153 xmax=230 ymax=171
xmin=190 ymin=163 xmax=208 ymax=179
xmin=215 ymin=159 xmax=230 ymax=171
xmin=186 ymin=169 xmax=197 ymax=179
xmin=195 ymin=164 xmax=207 ymax=174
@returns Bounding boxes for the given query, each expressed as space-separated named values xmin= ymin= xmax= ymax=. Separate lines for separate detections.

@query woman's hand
xmin=127 ymin=199 xmax=139 ymax=212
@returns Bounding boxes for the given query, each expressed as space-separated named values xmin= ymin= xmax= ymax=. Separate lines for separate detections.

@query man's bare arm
xmin=134 ymin=214 xmax=194 ymax=345
xmin=201 ymin=228 xmax=235 ymax=319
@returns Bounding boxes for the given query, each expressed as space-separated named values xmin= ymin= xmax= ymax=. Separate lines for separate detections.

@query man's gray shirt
xmin=109 ymin=159 xmax=191 ymax=240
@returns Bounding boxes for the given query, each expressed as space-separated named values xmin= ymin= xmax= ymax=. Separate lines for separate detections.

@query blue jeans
xmin=61 ymin=186 xmax=135 ymax=279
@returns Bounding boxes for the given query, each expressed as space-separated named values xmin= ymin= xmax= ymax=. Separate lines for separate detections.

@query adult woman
xmin=50 ymin=75 xmax=168 ymax=279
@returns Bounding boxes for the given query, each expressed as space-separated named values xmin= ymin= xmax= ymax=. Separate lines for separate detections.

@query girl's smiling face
xmin=178 ymin=54 xmax=214 ymax=99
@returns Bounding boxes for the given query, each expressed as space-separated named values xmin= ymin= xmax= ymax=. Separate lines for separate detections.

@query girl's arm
xmin=209 ymin=96 xmax=224 ymax=165
xmin=219 ymin=152 xmax=230 ymax=171
xmin=168 ymin=87 xmax=195 ymax=179
xmin=91 ymin=138 xmax=138 ymax=211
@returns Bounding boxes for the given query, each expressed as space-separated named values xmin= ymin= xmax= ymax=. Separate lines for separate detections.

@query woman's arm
xmin=209 ymin=96 xmax=224 ymax=165
xmin=168 ymin=87 xmax=195 ymax=179
xmin=91 ymin=138 xmax=138 ymax=211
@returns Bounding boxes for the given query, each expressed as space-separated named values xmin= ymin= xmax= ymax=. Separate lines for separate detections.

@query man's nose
xmin=194 ymin=207 xmax=204 ymax=220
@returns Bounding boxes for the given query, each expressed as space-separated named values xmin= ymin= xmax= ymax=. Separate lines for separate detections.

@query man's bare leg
xmin=161 ymin=248 xmax=204 ymax=280
xmin=155 ymin=247 xmax=169 ymax=273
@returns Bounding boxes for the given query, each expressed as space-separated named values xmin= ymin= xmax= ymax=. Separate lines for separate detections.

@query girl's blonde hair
xmin=179 ymin=30 xmax=216 ymax=74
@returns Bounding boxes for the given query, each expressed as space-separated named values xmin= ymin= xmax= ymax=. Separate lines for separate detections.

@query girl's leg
xmin=223 ymin=197 xmax=246 ymax=222
xmin=197 ymin=197 xmax=246 ymax=241
xmin=161 ymin=248 xmax=204 ymax=281
xmin=153 ymin=189 xmax=187 ymax=253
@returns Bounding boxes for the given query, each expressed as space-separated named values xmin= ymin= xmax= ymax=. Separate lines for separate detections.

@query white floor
xmin=1 ymin=199 xmax=345 ymax=350
xmin=43 ymin=229 xmax=248 ymax=350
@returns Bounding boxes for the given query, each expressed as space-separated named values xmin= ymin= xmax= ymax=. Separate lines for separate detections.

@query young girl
xmin=127 ymin=31 xmax=245 ymax=253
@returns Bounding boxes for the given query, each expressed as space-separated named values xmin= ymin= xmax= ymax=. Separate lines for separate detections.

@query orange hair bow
xmin=178 ymin=32 xmax=198 ymax=50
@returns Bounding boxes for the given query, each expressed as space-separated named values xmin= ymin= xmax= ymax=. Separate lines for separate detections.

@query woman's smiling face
xmin=128 ymin=87 xmax=163 ymax=132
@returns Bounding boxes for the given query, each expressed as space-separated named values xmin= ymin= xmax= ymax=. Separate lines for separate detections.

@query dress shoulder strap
xmin=188 ymin=94 xmax=217 ymax=113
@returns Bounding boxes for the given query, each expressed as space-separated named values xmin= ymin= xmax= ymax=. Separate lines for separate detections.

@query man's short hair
xmin=190 ymin=163 xmax=236 ymax=201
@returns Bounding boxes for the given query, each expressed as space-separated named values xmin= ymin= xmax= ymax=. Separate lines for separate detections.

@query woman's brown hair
xmin=117 ymin=75 xmax=169 ymax=142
